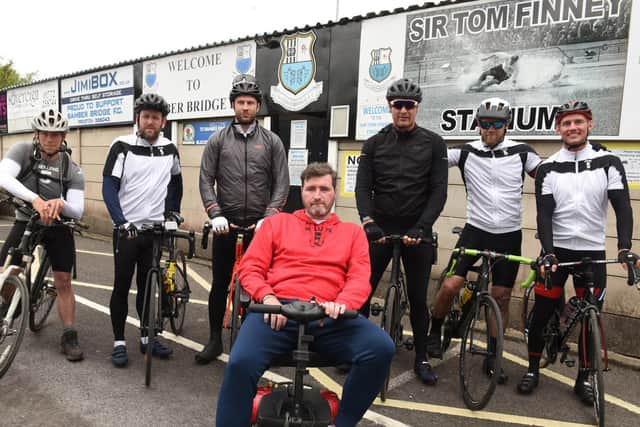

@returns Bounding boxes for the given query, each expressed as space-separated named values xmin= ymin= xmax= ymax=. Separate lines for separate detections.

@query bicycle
xmin=521 ymin=255 xmax=640 ymax=427
xmin=137 ymin=216 xmax=195 ymax=387
xmin=202 ymin=222 xmax=254 ymax=350
xmin=434 ymin=227 xmax=537 ymax=410
xmin=368 ymin=233 xmax=438 ymax=402
xmin=248 ymin=300 xmax=357 ymax=426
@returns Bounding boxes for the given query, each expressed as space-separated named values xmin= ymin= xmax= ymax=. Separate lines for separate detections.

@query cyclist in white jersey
xmin=427 ymin=98 xmax=541 ymax=384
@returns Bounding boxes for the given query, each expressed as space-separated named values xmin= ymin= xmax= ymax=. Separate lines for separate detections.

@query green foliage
xmin=0 ymin=59 xmax=36 ymax=90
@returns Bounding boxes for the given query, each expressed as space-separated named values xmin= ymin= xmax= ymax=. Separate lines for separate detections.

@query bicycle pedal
xmin=370 ymin=302 xmax=383 ymax=316
xmin=46 ymin=287 xmax=57 ymax=297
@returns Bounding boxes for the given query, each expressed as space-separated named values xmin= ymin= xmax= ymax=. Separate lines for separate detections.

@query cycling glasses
xmin=390 ymin=100 xmax=418 ymax=110
xmin=478 ymin=120 xmax=506 ymax=129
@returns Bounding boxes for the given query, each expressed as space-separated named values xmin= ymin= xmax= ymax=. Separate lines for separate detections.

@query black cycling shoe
xmin=574 ymin=378 xmax=595 ymax=406
xmin=414 ymin=359 xmax=438 ymax=385
xmin=195 ymin=338 xmax=223 ymax=364
xmin=425 ymin=333 xmax=443 ymax=359
xmin=517 ymin=372 xmax=539 ymax=394
xmin=483 ymin=356 xmax=508 ymax=384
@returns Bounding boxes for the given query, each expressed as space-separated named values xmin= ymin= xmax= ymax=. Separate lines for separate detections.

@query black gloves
xmin=118 ymin=222 xmax=138 ymax=239
xmin=618 ymin=249 xmax=639 ymax=265
xmin=405 ymin=226 xmax=426 ymax=241
xmin=540 ymin=253 xmax=558 ymax=269
xmin=363 ymin=222 xmax=384 ymax=242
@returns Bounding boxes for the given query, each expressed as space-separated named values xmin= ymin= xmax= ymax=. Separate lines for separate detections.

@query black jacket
xmin=355 ymin=124 xmax=448 ymax=234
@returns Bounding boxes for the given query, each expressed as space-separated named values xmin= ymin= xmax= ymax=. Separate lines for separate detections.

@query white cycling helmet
xmin=31 ymin=108 xmax=69 ymax=132
xmin=476 ymin=97 xmax=512 ymax=122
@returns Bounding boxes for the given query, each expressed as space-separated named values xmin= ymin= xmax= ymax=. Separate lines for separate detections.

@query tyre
xmin=459 ymin=294 xmax=503 ymax=410
xmin=229 ymin=280 xmax=242 ymax=351
xmin=0 ymin=276 xmax=29 ymax=378
xmin=28 ymin=250 xmax=56 ymax=332
xmin=585 ymin=308 xmax=605 ymax=427
xmin=521 ymin=283 xmax=535 ymax=343
xmin=143 ymin=270 xmax=160 ymax=387
xmin=169 ymin=251 xmax=189 ymax=335
xmin=380 ymin=284 xmax=399 ymax=402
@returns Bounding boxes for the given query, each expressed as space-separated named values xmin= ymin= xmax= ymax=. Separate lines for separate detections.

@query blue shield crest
xmin=278 ymin=32 xmax=317 ymax=95
xmin=369 ymin=48 xmax=392 ymax=83
xmin=236 ymin=44 xmax=253 ymax=74
xmin=145 ymin=62 xmax=157 ymax=88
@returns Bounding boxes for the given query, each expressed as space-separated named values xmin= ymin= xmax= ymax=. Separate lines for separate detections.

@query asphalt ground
xmin=1 ymin=220 xmax=639 ymax=426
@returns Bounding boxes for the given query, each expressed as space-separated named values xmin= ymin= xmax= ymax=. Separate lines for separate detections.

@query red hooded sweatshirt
xmin=238 ymin=209 xmax=371 ymax=310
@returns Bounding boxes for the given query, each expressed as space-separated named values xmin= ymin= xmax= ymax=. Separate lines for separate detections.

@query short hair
xmin=300 ymin=162 xmax=337 ymax=189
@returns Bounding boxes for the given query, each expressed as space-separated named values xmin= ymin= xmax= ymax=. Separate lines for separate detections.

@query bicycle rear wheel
xmin=380 ymin=284 xmax=399 ymax=402
xmin=29 ymin=249 xmax=56 ymax=332
xmin=521 ymin=283 xmax=535 ymax=343
xmin=143 ymin=270 xmax=160 ymax=387
xmin=169 ymin=251 xmax=189 ymax=335
xmin=459 ymin=294 xmax=503 ymax=410
xmin=0 ymin=276 xmax=29 ymax=378
xmin=585 ymin=308 xmax=605 ymax=427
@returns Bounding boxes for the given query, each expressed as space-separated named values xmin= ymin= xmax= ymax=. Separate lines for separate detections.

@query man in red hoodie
xmin=216 ymin=162 xmax=395 ymax=427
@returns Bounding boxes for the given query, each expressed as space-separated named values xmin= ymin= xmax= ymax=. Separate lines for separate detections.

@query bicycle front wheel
xmin=380 ymin=284 xmax=399 ymax=402
xmin=169 ymin=251 xmax=189 ymax=335
xmin=29 ymin=249 xmax=56 ymax=332
xmin=459 ymin=294 xmax=503 ymax=411
xmin=0 ymin=276 xmax=29 ymax=378
xmin=585 ymin=308 xmax=605 ymax=427
xmin=143 ymin=270 xmax=160 ymax=387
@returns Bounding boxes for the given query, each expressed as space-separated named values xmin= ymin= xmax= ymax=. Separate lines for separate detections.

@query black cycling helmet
xmin=134 ymin=93 xmax=170 ymax=116
xmin=476 ymin=97 xmax=512 ymax=122
xmin=229 ymin=74 xmax=262 ymax=103
xmin=386 ymin=78 xmax=422 ymax=103
xmin=555 ymin=100 xmax=592 ymax=124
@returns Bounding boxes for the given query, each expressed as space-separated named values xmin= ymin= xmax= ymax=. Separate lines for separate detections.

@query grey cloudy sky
xmin=4 ymin=0 xmax=431 ymax=80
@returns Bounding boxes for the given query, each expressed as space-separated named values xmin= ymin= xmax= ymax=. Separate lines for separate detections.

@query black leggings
xmin=109 ymin=232 xmax=154 ymax=341
xmin=206 ymin=230 xmax=253 ymax=340
xmin=362 ymin=241 xmax=433 ymax=358
xmin=527 ymin=247 xmax=606 ymax=366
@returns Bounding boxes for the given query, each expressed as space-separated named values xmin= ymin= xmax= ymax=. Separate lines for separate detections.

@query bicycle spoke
xmin=0 ymin=276 xmax=29 ymax=378
xmin=29 ymin=251 xmax=56 ymax=332
xmin=459 ymin=294 xmax=503 ymax=410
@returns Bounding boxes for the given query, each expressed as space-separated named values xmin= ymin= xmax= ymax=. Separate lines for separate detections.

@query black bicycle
xmin=138 ymin=216 xmax=195 ymax=387
xmin=521 ymin=255 xmax=640 ymax=427
xmin=434 ymin=228 xmax=536 ymax=410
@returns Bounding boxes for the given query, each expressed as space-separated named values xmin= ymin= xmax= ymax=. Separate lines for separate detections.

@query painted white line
xmin=71 ymin=280 xmax=208 ymax=305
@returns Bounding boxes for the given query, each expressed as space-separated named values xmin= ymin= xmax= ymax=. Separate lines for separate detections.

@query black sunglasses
xmin=390 ymin=100 xmax=418 ymax=110
xmin=479 ymin=120 xmax=506 ymax=129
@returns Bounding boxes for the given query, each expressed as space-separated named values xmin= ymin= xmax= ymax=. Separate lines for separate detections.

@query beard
xmin=139 ymin=127 xmax=161 ymax=141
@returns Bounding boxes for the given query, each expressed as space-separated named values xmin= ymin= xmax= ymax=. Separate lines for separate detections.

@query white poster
xmin=143 ymin=41 xmax=256 ymax=120
xmin=288 ymin=149 xmax=308 ymax=186
xmin=355 ymin=14 xmax=407 ymax=140
xmin=290 ymin=120 xmax=307 ymax=148
xmin=7 ymin=81 xmax=59 ymax=133
xmin=61 ymin=65 xmax=134 ymax=127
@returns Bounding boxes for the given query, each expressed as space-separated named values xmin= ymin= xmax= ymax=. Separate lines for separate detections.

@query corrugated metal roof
xmin=2 ymin=0 xmax=470 ymax=91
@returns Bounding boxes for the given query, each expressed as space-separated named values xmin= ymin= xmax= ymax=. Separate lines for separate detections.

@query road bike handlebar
xmin=201 ymin=222 xmax=255 ymax=250
xmin=138 ymin=222 xmax=196 ymax=259
xmin=249 ymin=300 xmax=358 ymax=323
xmin=539 ymin=256 xmax=640 ymax=290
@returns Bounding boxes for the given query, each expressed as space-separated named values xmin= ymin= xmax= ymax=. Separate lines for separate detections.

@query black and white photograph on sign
xmin=404 ymin=0 xmax=633 ymax=138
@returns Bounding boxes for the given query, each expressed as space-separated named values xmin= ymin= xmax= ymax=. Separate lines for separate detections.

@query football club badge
xmin=183 ymin=124 xmax=195 ymax=144
xmin=270 ymin=31 xmax=323 ymax=111
xmin=369 ymin=48 xmax=392 ymax=83
xmin=145 ymin=62 xmax=157 ymax=89
xmin=236 ymin=44 xmax=253 ymax=74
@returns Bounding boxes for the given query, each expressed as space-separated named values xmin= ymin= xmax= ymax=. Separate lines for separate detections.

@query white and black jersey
xmin=535 ymin=143 xmax=633 ymax=252
xmin=102 ymin=134 xmax=182 ymax=227
xmin=448 ymin=138 xmax=540 ymax=234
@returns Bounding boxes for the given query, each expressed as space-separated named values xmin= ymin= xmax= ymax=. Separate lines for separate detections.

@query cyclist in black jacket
xmin=355 ymin=78 xmax=448 ymax=385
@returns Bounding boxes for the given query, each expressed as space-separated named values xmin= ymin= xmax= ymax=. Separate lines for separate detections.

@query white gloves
xmin=255 ymin=218 xmax=264 ymax=230
xmin=210 ymin=216 xmax=229 ymax=234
